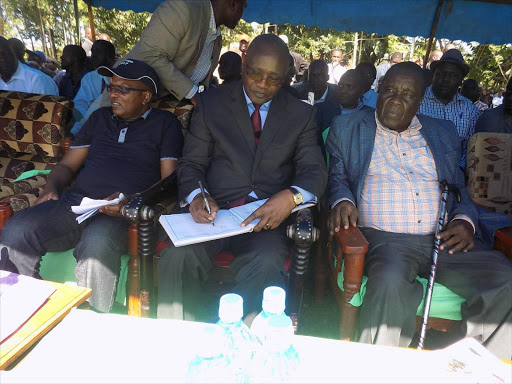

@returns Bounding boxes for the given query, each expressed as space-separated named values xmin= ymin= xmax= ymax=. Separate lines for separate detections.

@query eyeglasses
xmin=244 ymin=66 xmax=283 ymax=86
xmin=106 ymin=84 xmax=147 ymax=95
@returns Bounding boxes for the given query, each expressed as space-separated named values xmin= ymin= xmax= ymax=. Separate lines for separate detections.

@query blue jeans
xmin=0 ymin=199 xmax=128 ymax=312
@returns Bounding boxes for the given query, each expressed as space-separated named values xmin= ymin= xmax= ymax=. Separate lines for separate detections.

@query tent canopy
xmin=86 ymin=0 xmax=512 ymax=45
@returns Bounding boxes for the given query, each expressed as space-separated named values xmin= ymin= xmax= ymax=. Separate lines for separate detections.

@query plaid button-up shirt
xmin=185 ymin=2 xmax=221 ymax=99
xmin=419 ymin=86 xmax=479 ymax=169
xmin=358 ymin=113 xmax=473 ymax=235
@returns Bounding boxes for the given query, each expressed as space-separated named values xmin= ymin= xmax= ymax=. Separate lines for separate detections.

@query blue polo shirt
xmin=62 ymin=107 xmax=183 ymax=206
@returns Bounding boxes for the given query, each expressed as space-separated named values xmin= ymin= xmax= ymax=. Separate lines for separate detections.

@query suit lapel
xmin=227 ymin=82 xmax=256 ymax=157
xmin=357 ymin=113 xmax=376 ymax=200
xmin=254 ymin=90 xmax=288 ymax=167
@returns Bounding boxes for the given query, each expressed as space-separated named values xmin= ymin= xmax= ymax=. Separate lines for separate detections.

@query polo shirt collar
xmin=111 ymin=108 xmax=152 ymax=122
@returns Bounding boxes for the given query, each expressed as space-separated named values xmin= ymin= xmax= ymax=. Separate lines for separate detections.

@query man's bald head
xmin=389 ymin=52 xmax=403 ymax=65
xmin=331 ymin=49 xmax=342 ymax=65
xmin=382 ymin=61 xmax=426 ymax=94
xmin=429 ymin=50 xmax=442 ymax=63
xmin=245 ymin=34 xmax=290 ymax=65
xmin=443 ymin=43 xmax=456 ymax=53
xmin=0 ymin=37 xmax=18 ymax=82
xmin=243 ymin=34 xmax=290 ymax=105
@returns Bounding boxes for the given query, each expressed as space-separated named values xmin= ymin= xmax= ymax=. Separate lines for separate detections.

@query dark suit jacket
xmin=325 ymin=108 xmax=479 ymax=230
xmin=177 ymin=80 xmax=327 ymax=207
xmin=294 ymin=82 xmax=338 ymax=104
xmin=314 ymin=101 xmax=374 ymax=162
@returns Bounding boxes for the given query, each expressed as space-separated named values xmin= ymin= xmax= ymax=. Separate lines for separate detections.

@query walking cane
xmin=417 ymin=181 xmax=461 ymax=350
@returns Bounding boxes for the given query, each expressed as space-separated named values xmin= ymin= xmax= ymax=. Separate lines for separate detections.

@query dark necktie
xmin=251 ymin=103 xmax=262 ymax=145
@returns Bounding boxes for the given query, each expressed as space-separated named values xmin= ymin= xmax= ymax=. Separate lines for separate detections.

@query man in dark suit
xmin=315 ymin=69 xmax=372 ymax=161
xmin=158 ymin=34 xmax=327 ymax=321
xmin=326 ymin=62 xmax=512 ymax=359
xmin=294 ymin=60 xmax=337 ymax=104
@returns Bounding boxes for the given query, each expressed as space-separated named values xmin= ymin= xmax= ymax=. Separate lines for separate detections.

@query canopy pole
xmin=423 ymin=0 xmax=444 ymax=69
xmin=73 ymin=0 xmax=80 ymax=44
xmin=87 ymin=0 xmax=96 ymax=41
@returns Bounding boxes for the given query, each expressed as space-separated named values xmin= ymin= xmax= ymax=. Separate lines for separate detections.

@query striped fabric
xmin=358 ymin=115 xmax=442 ymax=235
xmin=185 ymin=2 xmax=221 ymax=99
xmin=419 ymin=86 xmax=479 ymax=169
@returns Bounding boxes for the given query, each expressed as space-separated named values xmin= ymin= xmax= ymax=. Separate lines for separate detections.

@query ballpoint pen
xmin=199 ymin=181 xmax=214 ymax=226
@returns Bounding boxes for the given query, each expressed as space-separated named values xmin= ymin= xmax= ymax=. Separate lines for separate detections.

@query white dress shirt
xmin=0 ymin=62 xmax=58 ymax=95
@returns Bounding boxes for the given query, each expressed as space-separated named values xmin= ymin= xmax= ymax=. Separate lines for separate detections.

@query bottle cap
xmin=218 ymin=293 xmax=244 ymax=323
xmin=262 ymin=286 xmax=286 ymax=314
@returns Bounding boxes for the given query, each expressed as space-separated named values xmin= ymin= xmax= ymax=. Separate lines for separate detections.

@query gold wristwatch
xmin=289 ymin=187 xmax=303 ymax=206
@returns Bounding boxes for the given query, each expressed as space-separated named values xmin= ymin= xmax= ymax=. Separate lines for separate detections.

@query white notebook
xmin=159 ymin=199 xmax=315 ymax=247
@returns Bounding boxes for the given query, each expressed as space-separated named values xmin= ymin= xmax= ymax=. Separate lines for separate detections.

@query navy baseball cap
xmin=98 ymin=59 xmax=161 ymax=95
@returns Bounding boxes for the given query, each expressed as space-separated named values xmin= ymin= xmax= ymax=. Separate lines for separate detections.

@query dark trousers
xmin=0 ymin=199 xmax=129 ymax=312
xmin=359 ymin=228 xmax=512 ymax=359
xmin=157 ymin=227 xmax=289 ymax=321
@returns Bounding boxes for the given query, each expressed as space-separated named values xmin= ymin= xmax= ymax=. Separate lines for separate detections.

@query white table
xmin=1 ymin=309 xmax=508 ymax=383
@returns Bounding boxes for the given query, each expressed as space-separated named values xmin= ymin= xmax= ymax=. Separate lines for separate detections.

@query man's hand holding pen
xmin=190 ymin=190 xmax=219 ymax=225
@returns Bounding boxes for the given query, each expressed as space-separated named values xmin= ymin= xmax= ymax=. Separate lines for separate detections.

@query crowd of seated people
xmin=0 ymin=0 xmax=511 ymax=360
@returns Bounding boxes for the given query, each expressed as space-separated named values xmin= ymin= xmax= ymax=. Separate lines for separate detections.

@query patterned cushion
xmin=0 ymin=91 xmax=73 ymax=158
xmin=0 ymin=186 xmax=44 ymax=212
xmin=150 ymin=96 xmax=194 ymax=136
xmin=467 ymin=132 xmax=512 ymax=220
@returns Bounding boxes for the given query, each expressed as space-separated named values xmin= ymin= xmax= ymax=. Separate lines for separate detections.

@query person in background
xmin=82 ymin=27 xmax=96 ymax=57
xmin=372 ymin=52 xmax=402 ymax=90
xmin=281 ymin=54 xmax=301 ymax=99
xmin=326 ymin=62 xmax=512 ymax=360
xmin=71 ymin=40 xmax=116 ymax=135
xmin=7 ymin=38 xmax=26 ymax=63
xmin=124 ymin=0 xmax=247 ymax=105
xmin=492 ymin=89 xmax=504 ymax=108
xmin=426 ymin=49 xmax=442 ymax=69
xmin=475 ymin=78 xmax=511 ymax=135
xmin=356 ymin=61 xmax=378 ymax=109
xmin=44 ymin=57 xmax=61 ymax=77
xmin=419 ymin=49 xmax=479 ymax=169
xmin=239 ymin=38 xmax=249 ymax=63
xmin=327 ymin=49 xmax=347 ymax=85
xmin=443 ymin=43 xmax=457 ymax=53
xmin=461 ymin=79 xmax=488 ymax=115
xmin=315 ymin=69 xmax=371 ymax=161
xmin=0 ymin=60 xmax=184 ymax=314
xmin=0 ymin=37 xmax=58 ymax=95
xmin=98 ymin=33 xmax=111 ymax=42
xmin=59 ymin=45 xmax=89 ymax=99
xmin=27 ymin=50 xmax=57 ymax=78
xmin=218 ymin=51 xmax=242 ymax=85
xmin=294 ymin=60 xmax=337 ymax=104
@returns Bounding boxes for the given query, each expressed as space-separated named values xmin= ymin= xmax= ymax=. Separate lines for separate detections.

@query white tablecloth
xmin=2 ymin=309 xmax=509 ymax=383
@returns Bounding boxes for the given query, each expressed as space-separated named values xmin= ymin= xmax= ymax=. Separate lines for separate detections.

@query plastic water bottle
xmin=251 ymin=314 xmax=300 ymax=383
xmin=186 ymin=324 xmax=235 ymax=383
xmin=250 ymin=286 xmax=286 ymax=343
xmin=216 ymin=293 xmax=258 ymax=383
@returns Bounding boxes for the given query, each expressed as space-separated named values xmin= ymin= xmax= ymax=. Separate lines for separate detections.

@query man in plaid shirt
xmin=326 ymin=62 xmax=512 ymax=360
xmin=419 ymin=49 xmax=479 ymax=170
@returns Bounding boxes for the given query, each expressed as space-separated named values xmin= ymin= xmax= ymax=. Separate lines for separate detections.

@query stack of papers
xmin=71 ymin=194 xmax=125 ymax=224
xmin=0 ymin=271 xmax=56 ymax=343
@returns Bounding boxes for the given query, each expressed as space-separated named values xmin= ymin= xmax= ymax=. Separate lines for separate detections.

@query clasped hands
xmin=189 ymin=190 xmax=296 ymax=232
xmin=328 ymin=201 xmax=475 ymax=254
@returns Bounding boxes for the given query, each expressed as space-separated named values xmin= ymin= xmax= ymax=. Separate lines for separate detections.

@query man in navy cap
xmin=0 ymin=59 xmax=184 ymax=313
xmin=419 ymin=49 xmax=479 ymax=169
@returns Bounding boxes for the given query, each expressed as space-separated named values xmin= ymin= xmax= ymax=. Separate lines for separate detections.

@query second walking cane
xmin=417 ymin=180 xmax=461 ymax=350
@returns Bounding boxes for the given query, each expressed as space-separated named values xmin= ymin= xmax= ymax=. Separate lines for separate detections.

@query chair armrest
xmin=0 ymin=202 xmax=13 ymax=230
xmin=334 ymin=226 xmax=369 ymax=255
xmin=495 ymin=226 xmax=512 ymax=260
xmin=121 ymin=172 xmax=178 ymax=223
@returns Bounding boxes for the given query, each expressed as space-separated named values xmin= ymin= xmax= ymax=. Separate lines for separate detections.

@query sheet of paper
xmin=0 ymin=271 xmax=56 ymax=344
xmin=229 ymin=199 xmax=317 ymax=222
xmin=70 ymin=194 xmax=125 ymax=215
xmin=159 ymin=210 xmax=256 ymax=247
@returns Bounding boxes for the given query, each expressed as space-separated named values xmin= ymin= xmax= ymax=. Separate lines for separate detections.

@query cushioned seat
xmin=39 ymin=249 xmax=130 ymax=306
